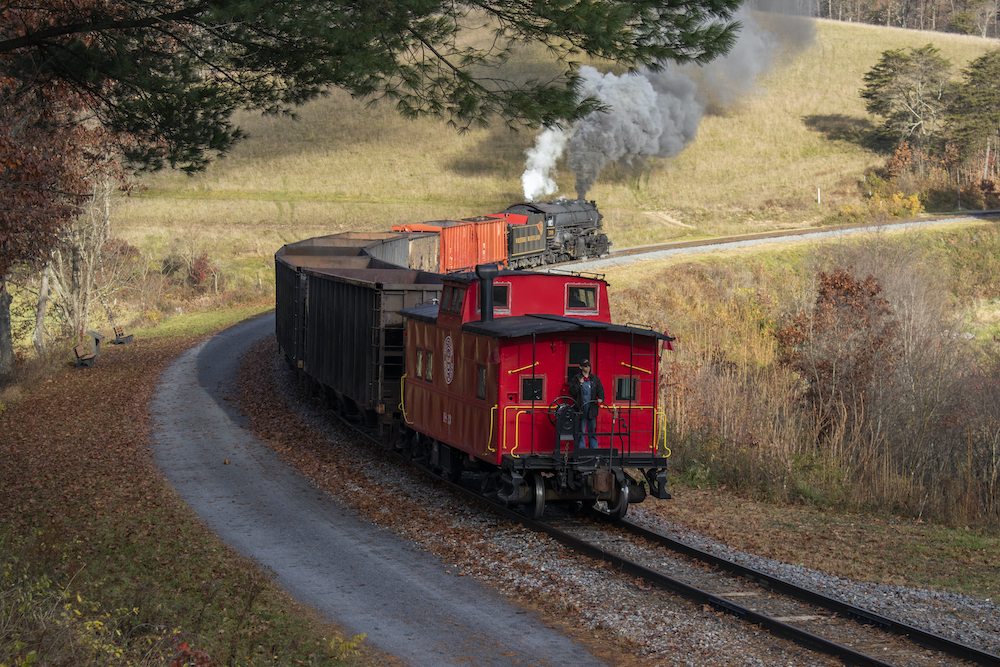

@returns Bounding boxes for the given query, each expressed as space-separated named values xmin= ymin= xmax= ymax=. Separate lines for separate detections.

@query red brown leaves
xmin=776 ymin=268 xmax=899 ymax=433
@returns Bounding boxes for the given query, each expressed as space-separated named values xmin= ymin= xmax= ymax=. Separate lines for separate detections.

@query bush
xmin=0 ymin=539 xmax=177 ymax=667
xmin=641 ymin=230 xmax=1000 ymax=527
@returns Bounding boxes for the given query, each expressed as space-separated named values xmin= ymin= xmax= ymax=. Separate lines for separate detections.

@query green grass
xmin=132 ymin=301 xmax=275 ymax=339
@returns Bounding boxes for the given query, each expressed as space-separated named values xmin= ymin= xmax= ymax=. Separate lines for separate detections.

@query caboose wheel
xmin=607 ymin=476 xmax=629 ymax=522
xmin=527 ymin=470 xmax=545 ymax=520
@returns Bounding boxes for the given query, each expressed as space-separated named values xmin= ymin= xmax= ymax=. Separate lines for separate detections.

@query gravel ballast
xmin=243 ymin=330 xmax=999 ymax=667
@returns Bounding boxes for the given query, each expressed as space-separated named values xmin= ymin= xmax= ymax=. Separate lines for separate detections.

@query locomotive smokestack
xmin=475 ymin=263 xmax=500 ymax=323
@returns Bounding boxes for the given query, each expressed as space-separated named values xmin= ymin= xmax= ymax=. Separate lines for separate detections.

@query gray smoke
xmin=520 ymin=0 xmax=815 ymax=201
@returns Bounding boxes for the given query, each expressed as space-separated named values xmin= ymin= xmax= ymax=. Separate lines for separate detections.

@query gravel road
xmin=149 ymin=313 xmax=609 ymax=667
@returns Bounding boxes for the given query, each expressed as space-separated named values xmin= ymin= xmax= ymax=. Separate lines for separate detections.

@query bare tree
xmin=43 ymin=177 xmax=118 ymax=341
xmin=32 ymin=261 xmax=52 ymax=355
xmin=972 ymin=0 xmax=1000 ymax=35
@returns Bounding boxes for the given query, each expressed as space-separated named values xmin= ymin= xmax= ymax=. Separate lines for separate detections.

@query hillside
xmin=115 ymin=18 xmax=995 ymax=268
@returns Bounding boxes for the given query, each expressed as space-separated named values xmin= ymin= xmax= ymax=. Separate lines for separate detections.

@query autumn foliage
xmin=776 ymin=268 xmax=899 ymax=438
xmin=0 ymin=318 xmax=355 ymax=666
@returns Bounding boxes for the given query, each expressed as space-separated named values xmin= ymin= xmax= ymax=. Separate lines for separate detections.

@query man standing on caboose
xmin=568 ymin=359 xmax=604 ymax=449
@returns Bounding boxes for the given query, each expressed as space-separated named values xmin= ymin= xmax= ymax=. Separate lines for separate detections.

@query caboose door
xmin=564 ymin=341 xmax=592 ymax=385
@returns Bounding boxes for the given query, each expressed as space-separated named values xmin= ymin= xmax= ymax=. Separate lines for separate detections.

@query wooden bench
xmin=113 ymin=326 xmax=133 ymax=344
xmin=74 ymin=344 xmax=97 ymax=368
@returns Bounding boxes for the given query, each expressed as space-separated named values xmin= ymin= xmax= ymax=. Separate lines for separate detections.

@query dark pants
xmin=579 ymin=416 xmax=597 ymax=449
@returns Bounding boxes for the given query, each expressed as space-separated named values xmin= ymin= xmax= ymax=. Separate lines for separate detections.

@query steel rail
xmin=610 ymin=517 xmax=1000 ymax=667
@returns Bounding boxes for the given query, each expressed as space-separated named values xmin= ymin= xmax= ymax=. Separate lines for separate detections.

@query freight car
xmin=275 ymin=234 xmax=443 ymax=433
xmin=275 ymin=230 xmax=672 ymax=521
xmin=391 ymin=198 xmax=610 ymax=272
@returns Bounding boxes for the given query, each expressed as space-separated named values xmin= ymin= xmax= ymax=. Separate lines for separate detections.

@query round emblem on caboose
xmin=444 ymin=335 xmax=454 ymax=385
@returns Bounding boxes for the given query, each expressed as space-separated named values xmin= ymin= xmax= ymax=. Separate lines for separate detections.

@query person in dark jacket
xmin=568 ymin=359 xmax=604 ymax=449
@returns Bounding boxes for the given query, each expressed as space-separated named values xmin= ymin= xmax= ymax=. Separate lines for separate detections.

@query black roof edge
xmin=442 ymin=267 xmax=607 ymax=283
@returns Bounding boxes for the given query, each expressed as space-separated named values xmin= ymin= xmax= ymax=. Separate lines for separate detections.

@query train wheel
xmin=607 ymin=476 xmax=629 ymax=522
xmin=443 ymin=447 xmax=464 ymax=482
xmin=527 ymin=471 xmax=546 ymax=520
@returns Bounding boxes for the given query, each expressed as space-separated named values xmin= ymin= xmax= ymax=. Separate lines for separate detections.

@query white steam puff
xmin=520 ymin=0 xmax=815 ymax=201
xmin=521 ymin=126 xmax=570 ymax=202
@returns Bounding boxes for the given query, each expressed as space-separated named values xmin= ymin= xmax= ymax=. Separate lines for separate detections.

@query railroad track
xmin=460 ymin=483 xmax=1000 ymax=667
xmin=535 ymin=509 xmax=999 ymax=667
xmin=326 ymin=402 xmax=1000 ymax=667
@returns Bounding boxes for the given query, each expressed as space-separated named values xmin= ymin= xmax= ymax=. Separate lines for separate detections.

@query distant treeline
xmin=768 ymin=0 xmax=998 ymax=38
xmin=815 ymin=0 xmax=998 ymax=38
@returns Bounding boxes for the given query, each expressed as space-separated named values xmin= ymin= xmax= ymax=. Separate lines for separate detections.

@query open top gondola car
xmin=399 ymin=265 xmax=672 ymax=520
xmin=276 ymin=234 xmax=443 ymax=436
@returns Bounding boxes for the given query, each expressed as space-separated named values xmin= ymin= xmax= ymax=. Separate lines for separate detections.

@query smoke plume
xmin=520 ymin=0 xmax=815 ymax=201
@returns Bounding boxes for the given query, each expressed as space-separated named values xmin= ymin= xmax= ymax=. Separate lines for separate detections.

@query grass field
xmin=115 ymin=19 xmax=996 ymax=268
xmin=0 ymin=304 xmax=385 ymax=667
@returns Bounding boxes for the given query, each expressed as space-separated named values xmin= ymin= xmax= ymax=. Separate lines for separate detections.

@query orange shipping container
xmin=392 ymin=219 xmax=508 ymax=273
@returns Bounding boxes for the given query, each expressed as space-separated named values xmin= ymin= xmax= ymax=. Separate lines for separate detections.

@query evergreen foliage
xmin=947 ymin=49 xmax=1000 ymax=162
xmin=1 ymin=0 xmax=742 ymax=174
xmin=859 ymin=43 xmax=952 ymax=162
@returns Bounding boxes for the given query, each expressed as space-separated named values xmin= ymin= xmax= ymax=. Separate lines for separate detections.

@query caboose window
xmin=567 ymin=285 xmax=597 ymax=311
xmin=441 ymin=285 xmax=453 ymax=312
xmin=426 ymin=350 xmax=434 ymax=382
xmin=615 ymin=377 xmax=637 ymax=401
xmin=493 ymin=284 xmax=509 ymax=309
xmin=521 ymin=377 xmax=544 ymax=402
xmin=476 ymin=282 xmax=510 ymax=315
xmin=477 ymin=365 xmax=487 ymax=400
xmin=416 ymin=348 xmax=424 ymax=379
xmin=450 ymin=287 xmax=465 ymax=313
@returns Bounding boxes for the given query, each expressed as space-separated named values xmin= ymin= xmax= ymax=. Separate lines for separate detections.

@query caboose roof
xmin=401 ymin=303 xmax=670 ymax=341
xmin=441 ymin=268 xmax=604 ymax=282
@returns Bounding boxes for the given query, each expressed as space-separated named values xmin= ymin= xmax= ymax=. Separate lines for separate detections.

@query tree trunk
xmin=71 ymin=233 xmax=84 ymax=338
xmin=0 ymin=279 xmax=15 ymax=387
xmin=34 ymin=261 xmax=51 ymax=355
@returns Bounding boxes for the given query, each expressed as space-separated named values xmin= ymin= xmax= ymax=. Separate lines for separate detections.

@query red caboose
xmin=400 ymin=265 xmax=672 ymax=520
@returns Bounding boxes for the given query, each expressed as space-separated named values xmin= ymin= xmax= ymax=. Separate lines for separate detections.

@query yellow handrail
xmin=499 ymin=403 xmax=663 ymax=456
xmin=507 ymin=361 xmax=539 ymax=374
xmin=398 ymin=374 xmax=413 ymax=424
xmin=654 ymin=408 xmax=672 ymax=457
xmin=487 ymin=405 xmax=498 ymax=453
xmin=620 ymin=362 xmax=651 ymax=374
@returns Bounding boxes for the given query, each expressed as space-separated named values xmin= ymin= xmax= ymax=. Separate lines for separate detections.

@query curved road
xmin=150 ymin=314 xmax=607 ymax=667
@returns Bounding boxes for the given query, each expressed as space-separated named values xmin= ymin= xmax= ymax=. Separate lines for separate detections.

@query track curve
xmin=559 ymin=211 xmax=1000 ymax=272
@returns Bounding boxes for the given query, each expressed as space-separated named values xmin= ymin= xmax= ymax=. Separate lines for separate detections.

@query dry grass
xmin=115 ymin=19 xmax=996 ymax=261
xmin=644 ymin=486 xmax=1000 ymax=599
xmin=605 ymin=220 xmax=1000 ymax=531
